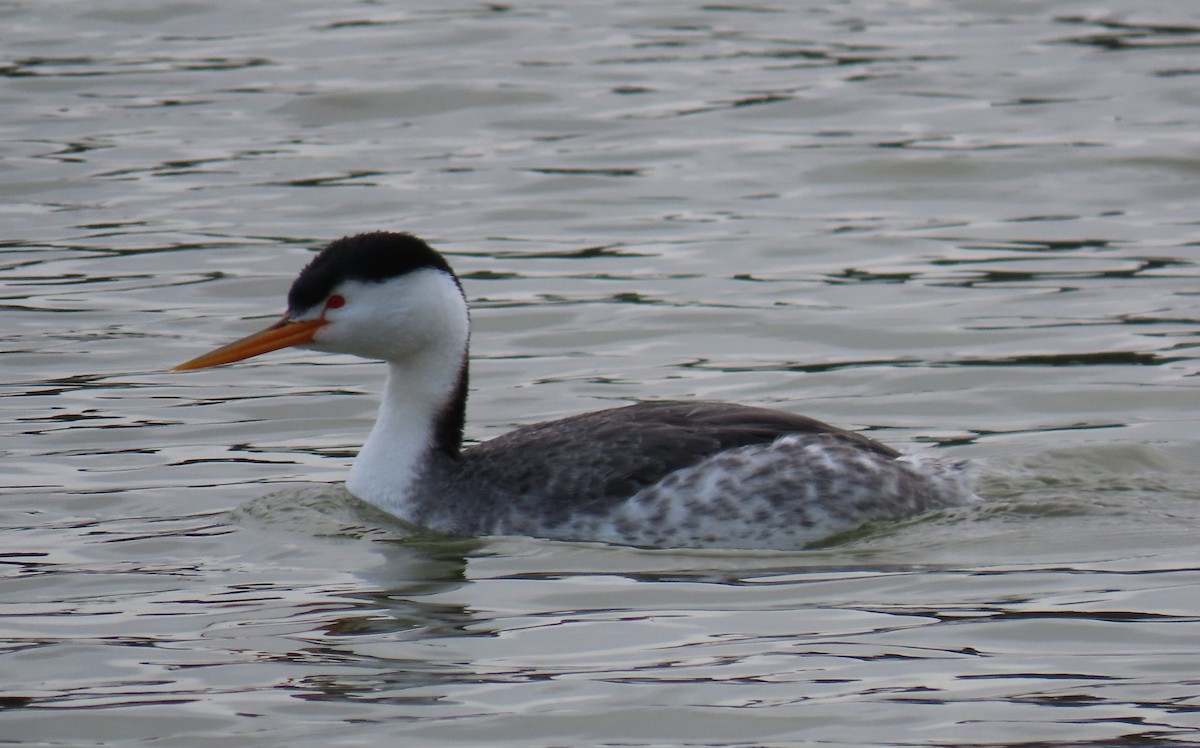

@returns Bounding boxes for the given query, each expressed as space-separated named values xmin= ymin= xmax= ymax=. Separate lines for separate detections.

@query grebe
xmin=175 ymin=232 xmax=973 ymax=549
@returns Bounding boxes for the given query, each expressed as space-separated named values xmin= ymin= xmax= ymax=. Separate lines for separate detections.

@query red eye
xmin=326 ymin=295 xmax=345 ymax=310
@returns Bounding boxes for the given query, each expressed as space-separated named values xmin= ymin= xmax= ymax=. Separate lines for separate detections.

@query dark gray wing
xmin=455 ymin=401 xmax=898 ymax=524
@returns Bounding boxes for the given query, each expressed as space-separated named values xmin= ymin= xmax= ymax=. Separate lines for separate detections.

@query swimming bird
xmin=174 ymin=232 xmax=973 ymax=549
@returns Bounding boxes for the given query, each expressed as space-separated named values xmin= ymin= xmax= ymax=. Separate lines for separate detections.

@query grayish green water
xmin=2 ymin=1 xmax=1199 ymax=745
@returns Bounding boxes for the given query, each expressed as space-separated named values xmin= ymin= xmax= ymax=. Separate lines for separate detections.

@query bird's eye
xmin=326 ymin=295 xmax=346 ymax=310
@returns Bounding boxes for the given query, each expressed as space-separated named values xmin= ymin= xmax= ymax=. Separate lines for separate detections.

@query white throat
xmin=346 ymin=359 xmax=459 ymax=519
xmin=329 ymin=269 xmax=469 ymax=521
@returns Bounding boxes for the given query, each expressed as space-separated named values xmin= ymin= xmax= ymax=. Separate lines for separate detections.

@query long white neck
xmin=346 ymin=355 xmax=466 ymax=521
xmin=333 ymin=269 xmax=471 ymax=522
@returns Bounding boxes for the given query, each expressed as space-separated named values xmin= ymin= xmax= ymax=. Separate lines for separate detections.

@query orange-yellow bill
xmin=173 ymin=316 xmax=326 ymax=371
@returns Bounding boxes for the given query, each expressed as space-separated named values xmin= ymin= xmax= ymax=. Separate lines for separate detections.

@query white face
xmin=296 ymin=268 xmax=469 ymax=364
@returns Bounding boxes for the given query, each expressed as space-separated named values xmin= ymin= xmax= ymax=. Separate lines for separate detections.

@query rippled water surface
xmin=3 ymin=1 xmax=1199 ymax=745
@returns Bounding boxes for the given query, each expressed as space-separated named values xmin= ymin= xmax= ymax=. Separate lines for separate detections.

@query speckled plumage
xmin=400 ymin=401 xmax=971 ymax=549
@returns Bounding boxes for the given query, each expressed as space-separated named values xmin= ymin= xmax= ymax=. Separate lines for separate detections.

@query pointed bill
xmin=172 ymin=316 xmax=326 ymax=371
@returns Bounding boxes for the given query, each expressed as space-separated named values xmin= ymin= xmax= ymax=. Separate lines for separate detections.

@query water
xmin=3 ymin=0 xmax=1199 ymax=745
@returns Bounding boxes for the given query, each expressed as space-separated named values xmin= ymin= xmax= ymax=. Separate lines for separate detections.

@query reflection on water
xmin=11 ymin=443 xmax=1200 ymax=744
xmin=2 ymin=0 xmax=1199 ymax=745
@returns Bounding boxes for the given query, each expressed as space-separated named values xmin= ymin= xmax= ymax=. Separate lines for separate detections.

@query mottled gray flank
xmin=406 ymin=401 xmax=973 ymax=549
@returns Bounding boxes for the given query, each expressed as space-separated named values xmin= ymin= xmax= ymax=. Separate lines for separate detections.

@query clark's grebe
xmin=175 ymin=232 xmax=973 ymax=549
